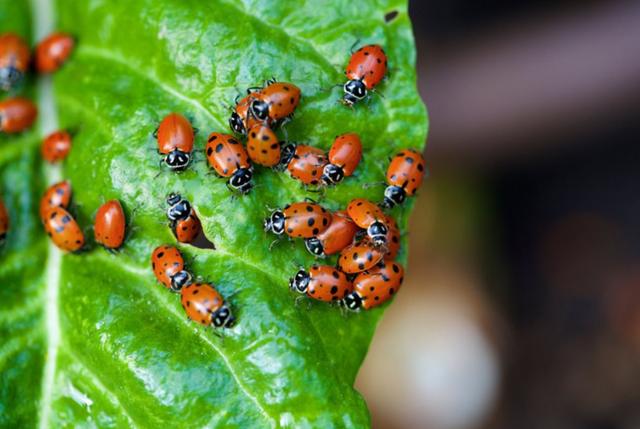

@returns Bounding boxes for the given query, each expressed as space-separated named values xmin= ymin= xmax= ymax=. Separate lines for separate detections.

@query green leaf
xmin=0 ymin=0 xmax=427 ymax=427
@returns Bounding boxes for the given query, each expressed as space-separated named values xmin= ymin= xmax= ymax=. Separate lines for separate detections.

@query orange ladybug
xmin=343 ymin=259 xmax=404 ymax=310
xmin=205 ymin=133 xmax=254 ymax=194
xmin=41 ymin=130 xmax=72 ymax=163
xmin=35 ymin=32 xmax=74 ymax=73
xmin=343 ymin=44 xmax=387 ymax=106
xmin=281 ymin=143 xmax=327 ymax=186
xmin=338 ymin=242 xmax=385 ymax=274
xmin=181 ymin=283 xmax=235 ymax=328
xmin=0 ymin=33 xmax=30 ymax=90
xmin=246 ymin=123 xmax=280 ymax=167
xmin=264 ymin=201 xmax=332 ymax=239
xmin=250 ymin=81 xmax=301 ymax=122
xmin=94 ymin=200 xmax=126 ymax=250
xmin=0 ymin=199 xmax=9 ymax=245
xmin=347 ymin=198 xmax=388 ymax=247
xmin=0 ymin=97 xmax=37 ymax=133
xmin=304 ymin=210 xmax=359 ymax=257
xmin=156 ymin=113 xmax=194 ymax=171
xmin=382 ymin=149 xmax=426 ymax=208
xmin=384 ymin=215 xmax=401 ymax=259
xmin=322 ymin=133 xmax=362 ymax=185
xmin=43 ymin=206 xmax=84 ymax=252
xmin=151 ymin=245 xmax=192 ymax=292
xmin=166 ymin=194 xmax=201 ymax=243
xmin=228 ymin=93 xmax=265 ymax=135
xmin=39 ymin=181 xmax=71 ymax=222
xmin=289 ymin=265 xmax=353 ymax=302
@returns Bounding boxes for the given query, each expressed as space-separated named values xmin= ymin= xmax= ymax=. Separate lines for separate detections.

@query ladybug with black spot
xmin=249 ymin=81 xmax=301 ymax=123
xmin=342 ymin=44 xmax=387 ymax=106
xmin=289 ymin=265 xmax=353 ymax=303
xmin=0 ymin=32 xmax=30 ymax=91
xmin=0 ymin=97 xmax=37 ymax=133
xmin=338 ymin=241 xmax=385 ymax=274
xmin=322 ymin=133 xmax=362 ymax=186
xmin=41 ymin=130 xmax=72 ymax=163
xmin=166 ymin=193 xmax=201 ymax=244
xmin=229 ymin=93 xmax=268 ymax=135
xmin=382 ymin=149 xmax=426 ymax=208
xmin=35 ymin=32 xmax=74 ymax=73
xmin=40 ymin=181 xmax=71 ymax=222
xmin=156 ymin=113 xmax=194 ymax=171
xmin=0 ymin=199 xmax=9 ymax=245
xmin=342 ymin=259 xmax=404 ymax=310
xmin=246 ymin=123 xmax=281 ymax=167
xmin=305 ymin=210 xmax=359 ymax=257
xmin=181 ymin=282 xmax=235 ymax=328
xmin=151 ymin=245 xmax=193 ymax=292
xmin=43 ymin=206 xmax=84 ymax=252
xmin=264 ymin=201 xmax=332 ymax=239
xmin=347 ymin=198 xmax=388 ymax=247
xmin=94 ymin=200 xmax=126 ymax=251
xmin=205 ymin=132 xmax=254 ymax=194
xmin=280 ymin=143 xmax=328 ymax=186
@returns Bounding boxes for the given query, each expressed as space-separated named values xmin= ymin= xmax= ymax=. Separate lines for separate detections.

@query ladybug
xmin=35 ymin=32 xmax=74 ymax=73
xmin=246 ymin=123 xmax=280 ymax=167
xmin=94 ymin=200 xmax=126 ymax=250
xmin=0 ymin=199 xmax=9 ymax=245
xmin=181 ymin=283 xmax=235 ymax=328
xmin=384 ymin=215 xmax=401 ymax=259
xmin=43 ymin=206 xmax=84 ymax=252
xmin=281 ymin=143 xmax=328 ymax=186
xmin=205 ymin=133 xmax=254 ymax=194
xmin=151 ymin=245 xmax=193 ymax=292
xmin=343 ymin=259 xmax=404 ymax=310
xmin=322 ymin=133 xmax=362 ymax=185
xmin=304 ymin=210 xmax=358 ymax=257
xmin=166 ymin=194 xmax=201 ymax=244
xmin=0 ymin=33 xmax=30 ymax=91
xmin=0 ymin=97 xmax=37 ymax=133
xmin=347 ymin=198 xmax=388 ymax=247
xmin=41 ymin=130 xmax=72 ymax=163
xmin=39 ymin=181 xmax=71 ymax=222
xmin=156 ymin=112 xmax=194 ymax=171
xmin=342 ymin=44 xmax=387 ymax=106
xmin=382 ymin=149 xmax=426 ymax=208
xmin=338 ymin=242 xmax=385 ymax=274
xmin=228 ymin=93 xmax=265 ymax=135
xmin=264 ymin=201 xmax=332 ymax=239
xmin=249 ymin=81 xmax=301 ymax=122
xmin=289 ymin=265 xmax=353 ymax=302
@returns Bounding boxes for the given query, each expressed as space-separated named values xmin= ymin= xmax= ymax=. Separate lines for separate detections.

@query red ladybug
xmin=94 ymin=200 xmax=126 ymax=250
xmin=35 ymin=32 xmax=74 ymax=73
xmin=342 ymin=44 xmax=387 ymax=106
xmin=343 ymin=259 xmax=404 ymax=310
xmin=166 ymin=193 xmax=201 ymax=244
xmin=322 ymin=133 xmax=362 ymax=185
xmin=228 ymin=93 xmax=266 ymax=135
xmin=156 ymin=113 xmax=194 ymax=171
xmin=40 ymin=181 xmax=71 ymax=222
xmin=304 ymin=210 xmax=358 ymax=257
xmin=205 ymin=133 xmax=254 ymax=194
xmin=246 ymin=123 xmax=280 ymax=167
xmin=181 ymin=283 xmax=235 ymax=328
xmin=43 ymin=206 xmax=84 ymax=252
xmin=338 ymin=242 xmax=385 ymax=274
xmin=347 ymin=198 xmax=388 ymax=247
xmin=249 ymin=81 xmax=301 ymax=122
xmin=0 ymin=97 xmax=37 ymax=133
xmin=264 ymin=201 xmax=332 ymax=239
xmin=0 ymin=33 xmax=30 ymax=90
xmin=289 ymin=265 xmax=353 ymax=302
xmin=0 ymin=199 xmax=9 ymax=245
xmin=151 ymin=245 xmax=192 ymax=292
xmin=41 ymin=130 xmax=72 ymax=163
xmin=280 ymin=143 xmax=328 ymax=186
xmin=382 ymin=149 xmax=426 ymax=208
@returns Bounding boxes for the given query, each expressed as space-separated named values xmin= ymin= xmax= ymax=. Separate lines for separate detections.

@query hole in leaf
xmin=384 ymin=10 xmax=398 ymax=23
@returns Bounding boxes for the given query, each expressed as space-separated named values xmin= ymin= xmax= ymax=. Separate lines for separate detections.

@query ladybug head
xmin=321 ymin=163 xmax=344 ymax=186
xmin=276 ymin=143 xmax=297 ymax=171
xmin=381 ymin=185 xmax=406 ymax=209
xmin=289 ymin=269 xmax=310 ymax=294
xmin=166 ymin=194 xmax=191 ymax=221
xmin=343 ymin=79 xmax=367 ymax=106
xmin=367 ymin=221 xmax=388 ymax=247
xmin=264 ymin=210 xmax=285 ymax=234
xmin=170 ymin=270 xmax=192 ymax=292
xmin=212 ymin=304 xmax=235 ymax=329
xmin=229 ymin=168 xmax=253 ymax=194
xmin=229 ymin=111 xmax=246 ymax=135
xmin=0 ymin=66 xmax=23 ymax=91
xmin=304 ymin=237 xmax=325 ymax=257
xmin=250 ymin=99 xmax=270 ymax=121
xmin=341 ymin=292 xmax=363 ymax=311
xmin=165 ymin=149 xmax=191 ymax=171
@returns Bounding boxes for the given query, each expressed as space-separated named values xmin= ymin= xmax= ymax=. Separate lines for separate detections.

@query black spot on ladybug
xmin=374 ymin=296 xmax=379 ymax=301
xmin=376 ymin=58 xmax=382 ymax=64
xmin=207 ymin=147 xmax=213 ymax=156
xmin=389 ymin=288 xmax=395 ymax=295
xmin=312 ymin=228 xmax=319 ymax=235
xmin=287 ymin=227 xmax=293 ymax=234
xmin=330 ymin=286 xmax=338 ymax=294
xmin=261 ymin=149 xmax=268 ymax=154
xmin=322 ymin=218 xmax=328 ymax=226
xmin=332 ymin=271 xmax=340 ymax=279
xmin=261 ymin=134 xmax=270 ymax=141
xmin=186 ymin=301 xmax=191 ymax=306
xmin=250 ymin=132 xmax=257 ymax=138
xmin=310 ymin=180 xmax=318 ymax=185
xmin=208 ymin=135 xmax=217 ymax=142
xmin=229 ymin=138 xmax=239 ymax=145
xmin=392 ymin=236 xmax=399 ymax=243
xmin=270 ymin=143 xmax=278 ymax=149
xmin=370 ymin=286 xmax=375 ymax=291
xmin=352 ymin=252 xmax=358 ymax=260
xmin=306 ymin=205 xmax=313 ymax=212
xmin=417 ymin=163 xmax=424 ymax=172
xmin=283 ymin=85 xmax=290 ymax=91
xmin=382 ymin=274 xmax=390 ymax=281
xmin=152 ymin=262 xmax=156 ymax=269
xmin=366 ymin=252 xmax=373 ymax=262
xmin=364 ymin=51 xmax=369 ymax=56
xmin=182 ymin=225 xmax=187 ymax=231
xmin=307 ymin=218 xmax=315 ymax=227
xmin=392 ymin=264 xmax=400 ymax=273
xmin=50 ymin=211 xmax=58 ymax=219
xmin=290 ymin=97 xmax=295 ymax=104
xmin=357 ymin=201 xmax=363 ymax=206
xmin=215 ymin=143 xmax=223 ymax=153
xmin=358 ymin=263 xmax=365 ymax=270
xmin=193 ymin=289 xmax=199 ymax=295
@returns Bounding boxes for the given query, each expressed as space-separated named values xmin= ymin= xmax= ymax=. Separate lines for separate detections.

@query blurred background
xmin=355 ymin=0 xmax=640 ymax=428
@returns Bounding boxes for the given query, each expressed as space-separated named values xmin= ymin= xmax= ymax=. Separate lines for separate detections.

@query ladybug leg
xmin=362 ymin=181 xmax=386 ymax=189
xmin=268 ymin=238 xmax=281 ymax=251
xmin=302 ymin=196 xmax=318 ymax=204
xmin=349 ymin=39 xmax=361 ymax=54
xmin=246 ymin=85 xmax=263 ymax=94
xmin=152 ymin=127 xmax=158 ymax=138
